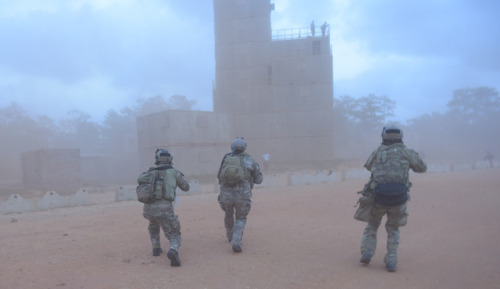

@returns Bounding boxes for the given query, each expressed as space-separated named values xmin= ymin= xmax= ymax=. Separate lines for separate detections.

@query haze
xmin=0 ymin=0 xmax=499 ymax=192
xmin=1 ymin=0 xmax=499 ymax=122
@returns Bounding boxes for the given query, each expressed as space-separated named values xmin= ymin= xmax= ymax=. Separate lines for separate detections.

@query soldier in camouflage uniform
xmin=359 ymin=126 xmax=426 ymax=272
xmin=217 ymin=138 xmax=263 ymax=253
xmin=142 ymin=149 xmax=189 ymax=267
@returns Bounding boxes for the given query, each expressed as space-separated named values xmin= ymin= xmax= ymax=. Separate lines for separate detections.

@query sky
xmin=1 ymin=0 xmax=499 ymax=123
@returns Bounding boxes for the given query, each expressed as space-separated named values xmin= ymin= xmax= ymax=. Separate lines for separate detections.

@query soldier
xmin=217 ymin=138 xmax=263 ymax=253
xmin=141 ymin=149 xmax=189 ymax=266
xmin=321 ymin=21 xmax=328 ymax=37
xmin=359 ymin=126 xmax=426 ymax=272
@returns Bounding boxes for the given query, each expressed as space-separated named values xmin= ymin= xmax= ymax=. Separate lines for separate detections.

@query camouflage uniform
xmin=143 ymin=168 xmax=189 ymax=254
xmin=361 ymin=142 xmax=426 ymax=267
xmin=217 ymin=152 xmax=263 ymax=251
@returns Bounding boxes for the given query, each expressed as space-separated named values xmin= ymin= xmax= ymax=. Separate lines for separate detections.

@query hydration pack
xmin=219 ymin=155 xmax=246 ymax=185
xmin=371 ymin=144 xmax=409 ymax=206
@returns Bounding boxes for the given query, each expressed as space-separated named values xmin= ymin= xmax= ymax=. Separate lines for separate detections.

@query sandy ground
xmin=1 ymin=168 xmax=500 ymax=289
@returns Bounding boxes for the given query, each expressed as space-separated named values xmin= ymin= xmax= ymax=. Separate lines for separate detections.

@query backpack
xmin=219 ymin=155 xmax=246 ymax=185
xmin=136 ymin=166 xmax=174 ymax=203
xmin=136 ymin=169 xmax=159 ymax=203
xmin=371 ymin=145 xmax=409 ymax=206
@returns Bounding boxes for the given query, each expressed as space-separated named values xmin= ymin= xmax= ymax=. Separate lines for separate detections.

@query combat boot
xmin=152 ymin=248 xmax=163 ymax=256
xmin=360 ymin=251 xmax=373 ymax=264
xmin=167 ymin=249 xmax=181 ymax=267
xmin=385 ymin=261 xmax=397 ymax=272
xmin=232 ymin=243 xmax=242 ymax=253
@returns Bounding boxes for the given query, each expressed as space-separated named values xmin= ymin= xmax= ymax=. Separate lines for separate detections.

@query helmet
xmin=231 ymin=137 xmax=247 ymax=154
xmin=381 ymin=126 xmax=403 ymax=141
xmin=155 ymin=148 xmax=173 ymax=165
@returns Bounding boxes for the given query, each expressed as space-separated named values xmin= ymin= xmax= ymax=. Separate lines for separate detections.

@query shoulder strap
xmin=217 ymin=153 xmax=232 ymax=177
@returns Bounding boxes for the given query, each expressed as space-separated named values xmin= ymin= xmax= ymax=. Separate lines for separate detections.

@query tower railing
xmin=272 ymin=25 xmax=330 ymax=41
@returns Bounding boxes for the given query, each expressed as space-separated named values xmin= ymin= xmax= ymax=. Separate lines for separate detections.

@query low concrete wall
xmin=2 ymin=160 xmax=497 ymax=214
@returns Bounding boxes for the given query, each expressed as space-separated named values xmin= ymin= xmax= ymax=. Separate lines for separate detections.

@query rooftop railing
xmin=272 ymin=25 xmax=330 ymax=41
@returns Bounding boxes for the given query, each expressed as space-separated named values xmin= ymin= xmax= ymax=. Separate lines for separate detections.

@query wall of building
xmin=213 ymin=0 xmax=335 ymax=169
xmin=21 ymin=149 xmax=81 ymax=192
xmin=136 ymin=110 xmax=232 ymax=177
xmin=137 ymin=0 xmax=336 ymax=176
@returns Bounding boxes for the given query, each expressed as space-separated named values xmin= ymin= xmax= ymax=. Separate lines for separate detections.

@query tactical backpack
xmin=371 ymin=145 xmax=409 ymax=206
xmin=136 ymin=166 xmax=176 ymax=203
xmin=219 ymin=155 xmax=246 ymax=185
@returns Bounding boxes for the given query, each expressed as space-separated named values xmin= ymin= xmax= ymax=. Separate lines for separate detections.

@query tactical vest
xmin=154 ymin=168 xmax=177 ymax=201
xmin=371 ymin=144 xmax=410 ymax=186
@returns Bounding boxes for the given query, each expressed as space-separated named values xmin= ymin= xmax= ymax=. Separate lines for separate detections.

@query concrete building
xmin=137 ymin=110 xmax=231 ymax=177
xmin=137 ymin=0 xmax=335 ymax=177
xmin=21 ymin=149 xmax=81 ymax=192
xmin=213 ymin=0 xmax=334 ymax=168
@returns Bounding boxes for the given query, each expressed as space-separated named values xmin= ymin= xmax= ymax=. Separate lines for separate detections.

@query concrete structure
xmin=0 ymin=194 xmax=34 ymax=214
xmin=80 ymin=155 xmax=112 ymax=185
xmin=213 ymin=0 xmax=335 ymax=168
xmin=68 ymin=189 xmax=92 ymax=207
xmin=137 ymin=110 xmax=231 ymax=176
xmin=137 ymin=0 xmax=335 ymax=177
xmin=115 ymin=185 xmax=136 ymax=202
xmin=37 ymin=191 xmax=68 ymax=211
xmin=21 ymin=149 xmax=81 ymax=192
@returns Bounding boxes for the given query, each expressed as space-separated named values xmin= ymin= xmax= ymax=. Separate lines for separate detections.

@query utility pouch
xmin=163 ymin=169 xmax=177 ymax=201
xmin=374 ymin=183 xmax=408 ymax=206
xmin=354 ymin=193 xmax=374 ymax=222
xmin=154 ymin=170 xmax=164 ymax=200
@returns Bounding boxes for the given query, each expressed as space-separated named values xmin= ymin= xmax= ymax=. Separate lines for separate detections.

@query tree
xmin=335 ymin=94 xmax=395 ymax=128
xmin=407 ymin=86 xmax=500 ymax=162
xmin=333 ymin=94 xmax=397 ymax=159
xmin=101 ymin=94 xmax=196 ymax=153
xmin=134 ymin=94 xmax=196 ymax=116
xmin=169 ymin=94 xmax=197 ymax=110
xmin=447 ymin=87 xmax=500 ymax=124
xmin=58 ymin=110 xmax=103 ymax=154
xmin=0 ymin=103 xmax=59 ymax=179
xmin=101 ymin=107 xmax=136 ymax=154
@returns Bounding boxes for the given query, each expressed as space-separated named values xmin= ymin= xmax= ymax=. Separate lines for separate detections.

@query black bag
xmin=374 ymin=183 xmax=408 ymax=206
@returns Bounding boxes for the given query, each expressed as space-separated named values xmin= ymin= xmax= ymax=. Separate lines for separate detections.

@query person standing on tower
xmin=321 ymin=21 xmax=328 ymax=37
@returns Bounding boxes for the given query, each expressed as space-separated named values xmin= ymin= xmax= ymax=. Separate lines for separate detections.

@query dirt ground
xmin=1 ymin=168 xmax=500 ymax=289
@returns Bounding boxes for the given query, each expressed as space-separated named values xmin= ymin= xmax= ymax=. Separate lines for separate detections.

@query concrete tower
xmin=213 ymin=0 xmax=335 ymax=168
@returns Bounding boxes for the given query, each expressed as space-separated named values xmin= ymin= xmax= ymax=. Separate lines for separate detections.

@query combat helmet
xmin=381 ymin=126 xmax=403 ymax=142
xmin=155 ymin=148 xmax=173 ymax=165
xmin=231 ymin=137 xmax=247 ymax=154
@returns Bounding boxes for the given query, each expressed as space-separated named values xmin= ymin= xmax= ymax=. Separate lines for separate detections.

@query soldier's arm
xmin=176 ymin=170 xmax=190 ymax=191
xmin=407 ymin=149 xmax=427 ymax=173
xmin=251 ymin=160 xmax=263 ymax=185
xmin=364 ymin=150 xmax=378 ymax=171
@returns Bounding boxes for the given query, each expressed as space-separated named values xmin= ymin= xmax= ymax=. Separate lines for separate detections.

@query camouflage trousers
xmin=222 ymin=200 xmax=252 ymax=247
xmin=361 ymin=202 xmax=408 ymax=264
xmin=143 ymin=202 xmax=181 ymax=252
